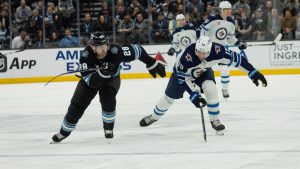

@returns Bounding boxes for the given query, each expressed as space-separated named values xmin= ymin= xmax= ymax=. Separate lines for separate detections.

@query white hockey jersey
xmin=171 ymin=24 xmax=197 ymax=52
xmin=198 ymin=14 xmax=238 ymax=46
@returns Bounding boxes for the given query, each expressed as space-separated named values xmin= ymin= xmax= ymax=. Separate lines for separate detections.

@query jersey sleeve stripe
xmin=200 ymin=25 xmax=209 ymax=31
xmin=235 ymin=54 xmax=241 ymax=68
xmin=131 ymin=44 xmax=140 ymax=60
xmin=228 ymin=52 xmax=234 ymax=66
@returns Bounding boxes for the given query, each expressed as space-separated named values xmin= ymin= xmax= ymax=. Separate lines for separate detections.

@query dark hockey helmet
xmin=89 ymin=32 xmax=108 ymax=46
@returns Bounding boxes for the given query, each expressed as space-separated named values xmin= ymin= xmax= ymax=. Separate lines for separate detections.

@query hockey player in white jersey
xmin=198 ymin=1 xmax=247 ymax=99
xmin=167 ymin=14 xmax=197 ymax=56
xmin=139 ymin=36 xmax=267 ymax=135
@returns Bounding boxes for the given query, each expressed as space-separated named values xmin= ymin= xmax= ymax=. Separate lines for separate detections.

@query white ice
xmin=1 ymin=75 xmax=300 ymax=169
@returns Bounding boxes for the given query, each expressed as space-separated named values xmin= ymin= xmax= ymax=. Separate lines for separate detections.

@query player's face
xmin=176 ymin=19 xmax=185 ymax=27
xmin=95 ymin=44 xmax=108 ymax=59
xmin=195 ymin=51 xmax=207 ymax=61
xmin=222 ymin=8 xmax=232 ymax=17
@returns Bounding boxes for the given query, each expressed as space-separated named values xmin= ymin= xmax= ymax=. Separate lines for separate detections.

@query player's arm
xmin=228 ymin=23 xmax=247 ymax=50
xmin=79 ymin=51 xmax=109 ymax=87
xmin=120 ymin=44 xmax=166 ymax=78
xmin=168 ymin=31 xmax=179 ymax=56
xmin=220 ymin=47 xmax=267 ymax=87
xmin=196 ymin=17 xmax=213 ymax=38
xmin=176 ymin=61 xmax=207 ymax=108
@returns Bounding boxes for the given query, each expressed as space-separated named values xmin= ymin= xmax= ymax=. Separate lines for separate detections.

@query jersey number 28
xmin=122 ymin=47 xmax=131 ymax=56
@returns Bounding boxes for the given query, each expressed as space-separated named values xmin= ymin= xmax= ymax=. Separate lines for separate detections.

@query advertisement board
xmin=1 ymin=41 xmax=300 ymax=84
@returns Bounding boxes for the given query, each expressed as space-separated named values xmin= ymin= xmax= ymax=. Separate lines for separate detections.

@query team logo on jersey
xmin=215 ymin=27 xmax=228 ymax=40
xmin=185 ymin=53 xmax=193 ymax=62
xmin=180 ymin=36 xmax=191 ymax=46
xmin=215 ymin=45 xmax=221 ymax=54
xmin=81 ymin=51 xmax=89 ymax=57
xmin=111 ymin=47 xmax=118 ymax=54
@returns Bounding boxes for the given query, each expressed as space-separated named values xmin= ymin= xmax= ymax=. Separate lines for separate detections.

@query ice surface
xmin=1 ymin=75 xmax=300 ymax=169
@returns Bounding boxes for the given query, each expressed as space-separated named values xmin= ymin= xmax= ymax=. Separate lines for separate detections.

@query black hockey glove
xmin=167 ymin=47 xmax=176 ymax=56
xmin=147 ymin=62 xmax=166 ymax=78
xmin=190 ymin=92 xmax=207 ymax=108
xmin=191 ymin=68 xmax=207 ymax=79
xmin=249 ymin=70 xmax=267 ymax=87
xmin=238 ymin=40 xmax=247 ymax=50
xmin=97 ymin=62 xmax=115 ymax=78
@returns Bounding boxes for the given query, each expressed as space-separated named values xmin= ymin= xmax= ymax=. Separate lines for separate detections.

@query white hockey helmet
xmin=195 ymin=36 xmax=212 ymax=53
xmin=219 ymin=1 xmax=232 ymax=10
xmin=176 ymin=14 xmax=185 ymax=20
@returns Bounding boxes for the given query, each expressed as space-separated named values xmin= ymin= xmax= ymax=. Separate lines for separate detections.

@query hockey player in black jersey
xmin=51 ymin=32 xmax=166 ymax=143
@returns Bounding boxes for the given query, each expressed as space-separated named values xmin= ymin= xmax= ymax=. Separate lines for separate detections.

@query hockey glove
xmin=238 ymin=40 xmax=247 ymax=50
xmin=97 ymin=62 xmax=115 ymax=78
xmin=190 ymin=92 xmax=207 ymax=108
xmin=249 ymin=70 xmax=268 ymax=87
xmin=167 ymin=48 xmax=176 ymax=56
xmin=147 ymin=62 xmax=166 ymax=78
xmin=191 ymin=68 xmax=207 ymax=78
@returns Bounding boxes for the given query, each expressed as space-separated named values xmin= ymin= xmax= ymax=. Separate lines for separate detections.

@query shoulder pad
xmin=226 ymin=17 xmax=235 ymax=25
xmin=81 ymin=47 xmax=91 ymax=58
xmin=110 ymin=46 xmax=119 ymax=54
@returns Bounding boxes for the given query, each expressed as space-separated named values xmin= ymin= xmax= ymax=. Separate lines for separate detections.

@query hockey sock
xmin=202 ymin=80 xmax=220 ymax=121
xmin=219 ymin=64 xmax=230 ymax=90
xmin=151 ymin=95 xmax=174 ymax=120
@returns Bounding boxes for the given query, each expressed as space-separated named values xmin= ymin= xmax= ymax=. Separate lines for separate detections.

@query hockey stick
xmin=149 ymin=52 xmax=168 ymax=55
xmin=2 ymin=49 xmax=26 ymax=56
xmin=226 ymin=33 xmax=283 ymax=48
xmin=2 ymin=38 xmax=30 ymax=56
xmin=200 ymin=106 xmax=207 ymax=142
xmin=44 ymin=68 xmax=98 ymax=86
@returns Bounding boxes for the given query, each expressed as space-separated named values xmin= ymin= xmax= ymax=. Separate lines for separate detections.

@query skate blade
xmin=216 ymin=130 xmax=225 ymax=136
xmin=106 ymin=138 xmax=113 ymax=144
xmin=224 ymin=97 xmax=229 ymax=102
xmin=50 ymin=140 xmax=60 ymax=144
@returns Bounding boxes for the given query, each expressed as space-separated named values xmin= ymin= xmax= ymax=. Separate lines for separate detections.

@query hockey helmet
xmin=176 ymin=14 xmax=185 ymax=20
xmin=195 ymin=36 xmax=212 ymax=53
xmin=219 ymin=1 xmax=232 ymax=10
xmin=89 ymin=32 xmax=107 ymax=46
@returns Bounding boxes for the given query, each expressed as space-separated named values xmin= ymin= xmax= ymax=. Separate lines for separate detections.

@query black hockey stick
xmin=226 ymin=33 xmax=283 ymax=48
xmin=200 ymin=106 xmax=207 ymax=142
xmin=2 ymin=39 xmax=30 ymax=56
xmin=2 ymin=49 xmax=26 ymax=56
xmin=44 ymin=68 xmax=98 ymax=86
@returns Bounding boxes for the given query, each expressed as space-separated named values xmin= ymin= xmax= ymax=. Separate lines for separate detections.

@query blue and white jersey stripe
xmin=102 ymin=111 xmax=116 ymax=123
xmin=61 ymin=118 xmax=76 ymax=132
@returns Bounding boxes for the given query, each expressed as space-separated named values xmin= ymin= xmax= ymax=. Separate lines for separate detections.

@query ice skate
xmin=140 ymin=115 xmax=157 ymax=127
xmin=211 ymin=119 xmax=225 ymax=136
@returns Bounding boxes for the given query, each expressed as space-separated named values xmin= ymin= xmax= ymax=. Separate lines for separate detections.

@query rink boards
xmin=1 ymin=40 xmax=300 ymax=84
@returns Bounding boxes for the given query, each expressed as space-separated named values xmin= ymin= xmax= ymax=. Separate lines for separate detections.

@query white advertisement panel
xmin=0 ymin=45 xmax=175 ymax=79
xmin=0 ymin=41 xmax=300 ymax=83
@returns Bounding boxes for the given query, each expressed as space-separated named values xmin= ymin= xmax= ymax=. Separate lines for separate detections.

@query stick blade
xmin=274 ymin=33 xmax=283 ymax=44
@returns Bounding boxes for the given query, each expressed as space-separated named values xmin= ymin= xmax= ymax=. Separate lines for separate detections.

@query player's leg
xmin=195 ymin=68 xmax=225 ymax=135
xmin=51 ymin=80 xmax=98 ymax=143
xmin=218 ymin=63 xmax=230 ymax=99
xmin=99 ymin=77 xmax=120 ymax=138
xmin=140 ymin=73 xmax=184 ymax=127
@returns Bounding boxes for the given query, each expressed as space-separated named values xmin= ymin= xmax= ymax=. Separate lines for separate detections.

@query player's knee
xmin=100 ymin=87 xmax=116 ymax=112
xmin=164 ymin=95 xmax=175 ymax=104
xmin=219 ymin=65 xmax=230 ymax=75
xmin=66 ymin=104 xmax=85 ymax=123
xmin=202 ymin=80 xmax=218 ymax=100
